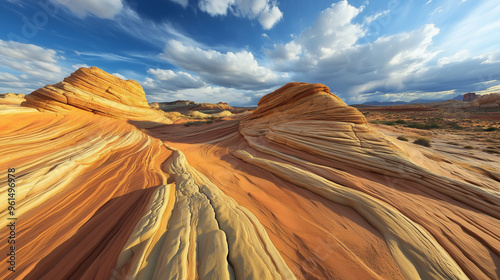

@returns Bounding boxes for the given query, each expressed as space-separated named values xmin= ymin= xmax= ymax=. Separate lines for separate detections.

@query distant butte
xmin=150 ymin=100 xmax=234 ymax=112
xmin=0 ymin=67 xmax=499 ymax=280
xmin=463 ymin=92 xmax=477 ymax=101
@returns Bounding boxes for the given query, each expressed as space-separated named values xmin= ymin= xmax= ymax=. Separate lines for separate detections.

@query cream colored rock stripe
xmin=114 ymin=144 xmax=296 ymax=280
xmin=233 ymin=149 xmax=468 ymax=280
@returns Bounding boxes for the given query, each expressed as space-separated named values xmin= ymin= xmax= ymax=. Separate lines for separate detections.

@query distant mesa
xmin=149 ymin=100 xmax=197 ymax=110
xmin=439 ymin=92 xmax=500 ymax=109
xmin=0 ymin=92 xmax=26 ymax=105
xmin=22 ymin=67 xmax=172 ymax=125
xmin=0 ymin=92 xmax=25 ymax=98
xmin=463 ymin=92 xmax=477 ymax=102
xmin=357 ymin=92 xmax=500 ymax=111
xmin=356 ymin=91 xmax=496 ymax=107
xmin=150 ymin=100 xmax=234 ymax=112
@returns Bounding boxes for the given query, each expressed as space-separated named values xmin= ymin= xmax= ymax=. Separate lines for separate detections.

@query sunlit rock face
xmin=22 ymin=66 xmax=172 ymax=125
xmin=1 ymin=69 xmax=499 ymax=280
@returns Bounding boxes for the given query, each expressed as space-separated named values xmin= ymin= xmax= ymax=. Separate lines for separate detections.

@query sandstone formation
xmin=195 ymin=102 xmax=233 ymax=111
xmin=0 ymin=93 xmax=25 ymax=98
xmin=23 ymin=67 xmax=173 ymax=126
xmin=472 ymin=93 xmax=500 ymax=108
xmin=149 ymin=100 xmax=197 ymax=111
xmin=463 ymin=92 xmax=477 ymax=102
xmin=439 ymin=93 xmax=500 ymax=109
xmin=0 ymin=93 xmax=25 ymax=105
xmin=1 ymin=72 xmax=499 ymax=280
xmin=360 ymin=92 xmax=500 ymax=111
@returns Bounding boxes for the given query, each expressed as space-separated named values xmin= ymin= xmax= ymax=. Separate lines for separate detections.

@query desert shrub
xmin=184 ymin=122 xmax=194 ymax=127
xmin=483 ymin=148 xmax=500 ymax=154
xmin=446 ymin=142 xmax=459 ymax=145
xmin=464 ymin=145 xmax=474 ymax=149
xmin=484 ymin=127 xmax=498 ymax=132
xmin=406 ymin=122 xmax=442 ymax=130
xmin=448 ymin=122 xmax=463 ymax=130
xmin=397 ymin=136 xmax=409 ymax=141
xmin=414 ymin=137 xmax=431 ymax=147
xmin=369 ymin=120 xmax=380 ymax=124
xmin=395 ymin=119 xmax=407 ymax=124
xmin=206 ymin=120 xmax=213 ymax=124
xmin=485 ymin=138 xmax=494 ymax=142
xmin=429 ymin=117 xmax=443 ymax=121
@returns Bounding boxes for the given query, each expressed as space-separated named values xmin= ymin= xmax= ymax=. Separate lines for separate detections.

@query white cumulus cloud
xmin=198 ymin=0 xmax=283 ymax=29
xmin=145 ymin=68 xmax=206 ymax=90
xmin=160 ymin=39 xmax=284 ymax=89
xmin=258 ymin=5 xmax=283 ymax=30
xmin=0 ymin=39 xmax=63 ymax=80
xmin=0 ymin=39 xmax=67 ymax=94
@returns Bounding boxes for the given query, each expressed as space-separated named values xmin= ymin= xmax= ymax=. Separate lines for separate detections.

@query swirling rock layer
xmin=22 ymin=67 xmax=172 ymax=125
xmin=1 ymin=74 xmax=499 ymax=280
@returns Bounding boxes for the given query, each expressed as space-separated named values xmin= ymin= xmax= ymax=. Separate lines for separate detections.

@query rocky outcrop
xmin=0 ymin=93 xmax=25 ymax=98
xmin=149 ymin=100 xmax=198 ymax=111
xmin=23 ymin=67 xmax=172 ymax=125
xmin=438 ymin=93 xmax=500 ymax=109
xmin=151 ymin=100 xmax=234 ymax=112
xmin=0 ymin=92 xmax=25 ymax=105
xmin=463 ymin=92 xmax=477 ymax=101
xmin=238 ymin=83 xmax=499 ymax=280
xmin=195 ymin=102 xmax=233 ymax=111
xmin=474 ymin=93 xmax=500 ymax=108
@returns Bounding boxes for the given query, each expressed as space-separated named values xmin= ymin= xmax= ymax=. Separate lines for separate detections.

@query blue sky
xmin=1 ymin=0 xmax=499 ymax=105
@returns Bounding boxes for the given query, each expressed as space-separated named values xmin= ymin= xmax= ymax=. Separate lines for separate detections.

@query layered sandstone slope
xmin=0 ymin=69 xmax=295 ymax=280
xmin=22 ymin=67 xmax=173 ymax=125
xmin=235 ymin=83 xmax=499 ymax=280
xmin=1 ymin=74 xmax=499 ymax=280
xmin=157 ymin=83 xmax=499 ymax=279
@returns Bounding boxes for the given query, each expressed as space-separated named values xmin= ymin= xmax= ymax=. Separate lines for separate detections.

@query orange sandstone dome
xmin=22 ymin=66 xmax=172 ymax=124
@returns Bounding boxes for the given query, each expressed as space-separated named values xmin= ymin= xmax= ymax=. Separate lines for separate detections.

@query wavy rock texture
xmin=22 ymin=67 xmax=173 ymax=126
xmin=1 ymin=73 xmax=499 ymax=280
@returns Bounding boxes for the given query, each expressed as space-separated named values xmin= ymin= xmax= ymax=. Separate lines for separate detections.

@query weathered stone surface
xmin=23 ymin=67 xmax=172 ymax=125
xmin=0 ymin=92 xmax=25 ymax=105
